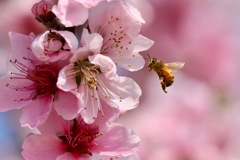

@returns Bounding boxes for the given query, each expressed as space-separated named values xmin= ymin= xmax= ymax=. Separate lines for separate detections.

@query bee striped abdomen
xmin=161 ymin=69 xmax=174 ymax=87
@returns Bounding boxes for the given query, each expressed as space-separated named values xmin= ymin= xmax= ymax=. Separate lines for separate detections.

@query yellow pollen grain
xmin=132 ymin=54 xmax=135 ymax=57
xmin=128 ymin=64 xmax=131 ymax=67
xmin=115 ymin=62 xmax=118 ymax=65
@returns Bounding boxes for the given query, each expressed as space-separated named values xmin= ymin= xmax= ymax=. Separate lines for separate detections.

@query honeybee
xmin=147 ymin=54 xmax=185 ymax=93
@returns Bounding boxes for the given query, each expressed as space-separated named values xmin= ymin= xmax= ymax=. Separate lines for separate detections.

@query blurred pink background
xmin=0 ymin=0 xmax=240 ymax=159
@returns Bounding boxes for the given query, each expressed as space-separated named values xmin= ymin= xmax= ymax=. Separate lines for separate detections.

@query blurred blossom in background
xmin=0 ymin=0 xmax=240 ymax=160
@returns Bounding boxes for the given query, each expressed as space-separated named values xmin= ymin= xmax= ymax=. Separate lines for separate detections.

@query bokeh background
xmin=0 ymin=0 xmax=240 ymax=159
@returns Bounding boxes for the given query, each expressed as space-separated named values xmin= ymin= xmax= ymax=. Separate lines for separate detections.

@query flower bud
xmin=31 ymin=0 xmax=53 ymax=17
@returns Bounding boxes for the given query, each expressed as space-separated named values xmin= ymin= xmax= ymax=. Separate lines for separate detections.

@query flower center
xmin=73 ymin=59 xmax=101 ymax=89
xmin=7 ymin=57 xmax=58 ymax=100
xmin=59 ymin=119 xmax=101 ymax=156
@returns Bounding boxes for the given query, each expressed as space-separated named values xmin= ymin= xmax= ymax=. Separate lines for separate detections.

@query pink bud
xmin=31 ymin=0 xmax=53 ymax=17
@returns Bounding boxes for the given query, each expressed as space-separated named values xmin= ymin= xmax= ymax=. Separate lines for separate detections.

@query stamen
xmin=59 ymin=119 xmax=102 ymax=156
xmin=7 ymin=58 xmax=58 ymax=100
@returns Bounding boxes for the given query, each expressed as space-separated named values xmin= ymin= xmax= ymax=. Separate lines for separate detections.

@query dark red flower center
xmin=59 ymin=119 xmax=102 ymax=156
xmin=7 ymin=57 xmax=58 ymax=100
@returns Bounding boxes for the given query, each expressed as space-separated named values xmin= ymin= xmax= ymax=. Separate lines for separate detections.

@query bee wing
xmin=165 ymin=62 xmax=185 ymax=71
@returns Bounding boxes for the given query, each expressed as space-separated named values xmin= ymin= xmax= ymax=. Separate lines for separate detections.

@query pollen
xmin=119 ymin=96 xmax=123 ymax=102
xmin=99 ymin=15 xmax=133 ymax=59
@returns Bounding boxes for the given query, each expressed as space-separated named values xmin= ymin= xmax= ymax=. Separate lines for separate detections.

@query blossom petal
xmin=132 ymin=35 xmax=154 ymax=53
xmin=52 ymin=0 xmax=88 ymax=27
xmin=37 ymin=109 xmax=70 ymax=135
xmin=120 ymin=0 xmax=145 ymax=23
xmin=70 ymin=29 xmax=103 ymax=62
xmin=92 ymin=154 xmax=140 ymax=160
xmin=57 ymin=30 xmax=79 ymax=52
xmin=79 ymin=83 xmax=99 ymax=124
xmin=56 ymin=152 xmax=89 ymax=160
xmin=31 ymin=32 xmax=47 ymax=61
xmin=80 ymin=29 xmax=103 ymax=54
xmin=8 ymin=32 xmax=38 ymax=71
xmin=99 ymin=75 xmax=141 ymax=111
xmin=54 ymin=90 xmax=80 ymax=120
xmin=57 ymin=65 xmax=78 ymax=92
xmin=0 ymin=75 xmax=32 ymax=111
xmin=22 ymin=134 xmax=66 ymax=160
xmin=93 ymin=100 xmax=120 ymax=127
xmin=110 ymin=52 xmax=145 ymax=71
xmin=75 ymin=0 xmax=104 ymax=8
xmin=88 ymin=54 xmax=116 ymax=79
xmin=20 ymin=95 xmax=53 ymax=128
xmin=8 ymin=32 xmax=36 ymax=62
xmin=93 ymin=123 xmax=140 ymax=156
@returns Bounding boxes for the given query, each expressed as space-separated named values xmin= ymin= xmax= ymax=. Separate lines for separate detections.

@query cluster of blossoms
xmin=0 ymin=0 xmax=154 ymax=159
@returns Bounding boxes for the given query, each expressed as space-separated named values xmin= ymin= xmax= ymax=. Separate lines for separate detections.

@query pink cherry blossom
xmin=52 ymin=0 xmax=104 ymax=27
xmin=0 ymin=32 xmax=80 ymax=128
xmin=57 ymin=31 xmax=142 ymax=124
xmin=88 ymin=0 xmax=154 ymax=71
xmin=31 ymin=30 xmax=78 ymax=62
xmin=22 ymin=108 xmax=140 ymax=160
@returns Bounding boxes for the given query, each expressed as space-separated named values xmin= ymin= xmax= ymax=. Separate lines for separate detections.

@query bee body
xmin=161 ymin=68 xmax=174 ymax=86
xmin=147 ymin=57 xmax=184 ymax=93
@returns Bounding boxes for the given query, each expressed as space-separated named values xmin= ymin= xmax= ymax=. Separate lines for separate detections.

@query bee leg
xmin=161 ymin=81 xmax=167 ymax=93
